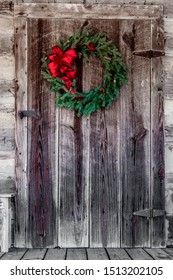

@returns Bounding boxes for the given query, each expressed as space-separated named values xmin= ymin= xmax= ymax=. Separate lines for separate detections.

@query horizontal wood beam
xmin=14 ymin=4 xmax=163 ymax=19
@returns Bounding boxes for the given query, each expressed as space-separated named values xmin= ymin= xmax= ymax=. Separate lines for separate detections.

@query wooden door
xmin=15 ymin=4 xmax=165 ymax=248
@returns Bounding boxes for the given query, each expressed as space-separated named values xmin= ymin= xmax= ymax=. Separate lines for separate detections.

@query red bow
xmin=48 ymin=46 xmax=77 ymax=90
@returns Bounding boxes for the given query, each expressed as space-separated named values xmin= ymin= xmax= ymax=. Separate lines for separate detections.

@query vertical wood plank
xmin=119 ymin=20 xmax=151 ymax=247
xmin=27 ymin=19 xmax=57 ymax=248
xmin=89 ymin=20 xmax=121 ymax=248
xmin=0 ymin=197 xmax=10 ymax=252
xmin=14 ymin=17 xmax=28 ymax=248
xmin=58 ymin=20 xmax=89 ymax=247
xmin=151 ymin=18 xmax=165 ymax=248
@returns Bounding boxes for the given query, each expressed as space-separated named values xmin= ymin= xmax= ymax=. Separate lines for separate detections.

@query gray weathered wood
xmin=0 ymin=252 xmax=4 ymax=258
xmin=0 ymin=178 xmax=16 ymax=195
xmin=85 ymin=0 xmax=173 ymax=17
xmin=150 ymin=18 xmax=165 ymax=247
xmin=27 ymin=19 xmax=57 ymax=248
xmin=163 ymin=248 xmax=173 ymax=257
xmin=87 ymin=248 xmax=109 ymax=260
xmin=14 ymin=4 xmax=163 ymax=19
xmin=14 ymin=17 xmax=28 ymax=248
xmin=44 ymin=248 xmax=66 ymax=260
xmin=106 ymin=249 xmax=131 ymax=260
xmin=0 ymin=18 xmax=14 ymax=54
xmin=22 ymin=249 xmax=47 ymax=260
xmin=120 ymin=20 xmax=151 ymax=247
xmin=0 ymin=129 xmax=15 ymax=152
xmin=126 ymin=248 xmax=153 ymax=260
xmin=0 ymin=197 xmax=10 ymax=252
xmin=58 ymin=20 xmax=89 ymax=248
xmin=0 ymin=1 xmax=13 ymax=17
xmin=0 ymin=248 xmax=27 ymax=260
xmin=0 ymin=55 xmax=14 ymax=81
xmin=89 ymin=20 xmax=120 ymax=248
xmin=145 ymin=248 xmax=173 ymax=259
xmin=66 ymin=248 xmax=87 ymax=260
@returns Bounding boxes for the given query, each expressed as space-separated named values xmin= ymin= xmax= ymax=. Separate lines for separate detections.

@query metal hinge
xmin=133 ymin=209 xmax=165 ymax=218
xmin=18 ymin=110 xmax=40 ymax=119
xmin=133 ymin=50 xmax=165 ymax=58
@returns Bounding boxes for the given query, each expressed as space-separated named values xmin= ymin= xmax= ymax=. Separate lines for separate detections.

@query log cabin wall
xmin=0 ymin=0 xmax=173 ymax=246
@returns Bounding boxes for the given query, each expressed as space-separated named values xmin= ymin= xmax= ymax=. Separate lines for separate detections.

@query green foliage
xmin=42 ymin=26 xmax=128 ymax=117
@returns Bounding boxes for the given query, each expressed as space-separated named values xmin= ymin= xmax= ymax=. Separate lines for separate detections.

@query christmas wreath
xmin=42 ymin=26 xmax=128 ymax=117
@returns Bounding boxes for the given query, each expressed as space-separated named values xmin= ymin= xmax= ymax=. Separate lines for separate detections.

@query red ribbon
xmin=48 ymin=46 xmax=77 ymax=90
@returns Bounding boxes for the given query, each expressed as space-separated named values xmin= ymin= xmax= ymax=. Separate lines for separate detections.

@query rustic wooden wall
xmin=0 ymin=0 xmax=173 ymax=246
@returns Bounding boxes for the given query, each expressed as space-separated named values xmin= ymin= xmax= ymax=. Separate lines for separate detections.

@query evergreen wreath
xmin=42 ymin=26 xmax=128 ymax=117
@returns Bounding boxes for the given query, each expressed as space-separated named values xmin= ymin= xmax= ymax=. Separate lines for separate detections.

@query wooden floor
xmin=1 ymin=248 xmax=173 ymax=260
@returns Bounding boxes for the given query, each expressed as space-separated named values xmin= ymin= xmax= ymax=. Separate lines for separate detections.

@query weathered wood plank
xmin=27 ymin=19 xmax=57 ymax=248
xmin=0 ymin=248 xmax=27 ymax=260
xmin=22 ymin=249 xmax=47 ymax=260
xmin=165 ymin=99 xmax=173 ymax=143
xmin=15 ymin=0 xmax=83 ymax=3
xmin=145 ymin=248 xmax=173 ymax=259
xmin=106 ymin=249 xmax=131 ymax=260
xmin=66 ymin=249 xmax=87 ymax=260
xmin=87 ymin=248 xmax=108 ymax=260
xmin=0 ymin=112 xmax=14 ymax=129
xmin=164 ymin=19 xmax=173 ymax=57
xmin=86 ymin=1 xmax=173 ymax=18
xmin=0 ymin=252 xmax=4 ymax=258
xmin=14 ymin=4 xmax=163 ymax=19
xmin=126 ymin=249 xmax=153 ymax=260
xmin=163 ymin=248 xmax=173 ymax=257
xmin=151 ymin=18 xmax=165 ymax=248
xmin=0 ymin=157 xmax=15 ymax=180
xmin=0 ymin=55 xmax=14 ymax=81
xmin=0 ymin=179 xmax=15 ymax=195
xmin=0 ymin=128 xmax=15 ymax=152
xmin=89 ymin=20 xmax=120 ymax=248
xmin=44 ymin=248 xmax=66 ymax=260
xmin=163 ymin=57 xmax=173 ymax=98
xmin=0 ymin=94 xmax=14 ymax=113
xmin=0 ymin=1 xmax=13 ymax=17
xmin=14 ymin=17 xmax=28 ymax=248
xmin=58 ymin=20 xmax=89 ymax=248
xmin=0 ymin=197 xmax=11 ymax=252
xmin=120 ymin=20 xmax=151 ymax=247
xmin=0 ymin=18 xmax=14 ymax=54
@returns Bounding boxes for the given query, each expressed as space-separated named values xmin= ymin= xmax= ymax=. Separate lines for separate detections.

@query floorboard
xmin=87 ymin=248 xmax=109 ymax=260
xmin=0 ymin=252 xmax=5 ymax=258
xmin=126 ymin=249 xmax=153 ymax=260
xmin=106 ymin=248 xmax=131 ymax=260
xmin=145 ymin=248 xmax=173 ymax=260
xmin=1 ymin=248 xmax=173 ymax=260
xmin=0 ymin=248 xmax=27 ymax=260
xmin=66 ymin=249 xmax=87 ymax=260
xmin=163 ymin=248 xmax=173 ymax=257
xmin=22 ymin=249 xmax=47 ymax=260
xmin=44 ymin=248 xmax=66 ymax=260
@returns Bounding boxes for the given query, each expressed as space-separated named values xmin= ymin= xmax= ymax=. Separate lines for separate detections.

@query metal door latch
xmin=18 ymin=110 xmax=40 ymax=119
xmin=133 ymin=209 xmax=165 ymax=218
